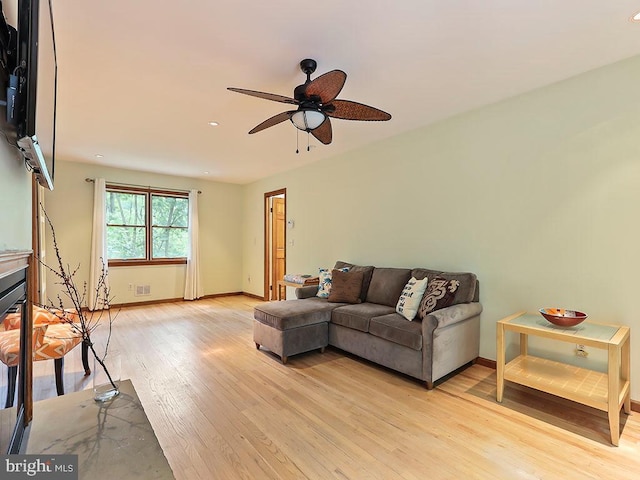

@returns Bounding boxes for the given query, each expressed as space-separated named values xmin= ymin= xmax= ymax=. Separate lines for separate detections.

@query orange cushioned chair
xmin=0 ymin=306 xmax=90 ymax=408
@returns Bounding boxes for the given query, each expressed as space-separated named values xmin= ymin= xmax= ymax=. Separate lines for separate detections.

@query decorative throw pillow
xmin=328 ymin=270 xmax=364 ymax=303
xmin=396 ymin=276 xmax=429 ymax=320
xmin=417 ymin=276 xmax=461 ymax=319
xmin=316 ymin=267 xmax=349 ymax=298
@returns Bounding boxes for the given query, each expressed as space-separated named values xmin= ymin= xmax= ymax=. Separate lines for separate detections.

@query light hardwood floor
xmin=2 ymin=296 xmax=639 ymax=479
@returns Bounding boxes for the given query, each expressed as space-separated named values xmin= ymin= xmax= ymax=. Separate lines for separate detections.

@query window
xmin=106 ymin=186 xmax=189 ymax=266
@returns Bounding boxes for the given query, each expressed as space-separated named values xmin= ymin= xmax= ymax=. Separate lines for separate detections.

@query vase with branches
xmin=40 ymin=207 xmax=120 ymax=401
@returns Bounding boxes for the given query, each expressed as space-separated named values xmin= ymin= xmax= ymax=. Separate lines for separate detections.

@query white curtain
xmin=184 ymin=189 xmax=203 ymax=300
xmin=89 ymin=178 xmax=108 ymax=310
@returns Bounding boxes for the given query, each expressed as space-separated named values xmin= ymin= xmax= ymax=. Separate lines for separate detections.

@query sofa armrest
xmin=295 ymin=285 xmax=318 ymax=299
xmin=422 ymin=302 xmax=483 ymax=332
xmin=421 ymin=302 xmax=483 ymax=384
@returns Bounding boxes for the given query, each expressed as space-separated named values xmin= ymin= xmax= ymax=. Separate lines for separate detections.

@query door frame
xmin=264 ymin=188 xmax=286 ymax=301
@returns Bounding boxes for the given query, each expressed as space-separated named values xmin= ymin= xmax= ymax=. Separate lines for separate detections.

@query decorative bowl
xmin=539 ymin=308 xmax=587 ymax=327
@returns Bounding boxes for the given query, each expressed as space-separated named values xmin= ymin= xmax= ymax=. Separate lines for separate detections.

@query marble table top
xmin=26 ymin=379 xmax=175 ymax=479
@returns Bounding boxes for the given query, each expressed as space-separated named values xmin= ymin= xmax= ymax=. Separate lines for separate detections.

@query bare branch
xmin=38 ymin=203 xmax=120 ymax=392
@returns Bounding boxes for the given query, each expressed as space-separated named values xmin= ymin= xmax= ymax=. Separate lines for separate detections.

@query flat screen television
xmin=0 ymin=1 xmax=18 ymax=142
xmin=0 ymin=0 xmax=56 ymax=191
xmin=16 ymin=0 xmax=57 ymax=191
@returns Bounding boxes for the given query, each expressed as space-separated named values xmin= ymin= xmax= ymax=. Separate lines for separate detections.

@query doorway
xmin=264 ymin=189 xmax=286 ymax=301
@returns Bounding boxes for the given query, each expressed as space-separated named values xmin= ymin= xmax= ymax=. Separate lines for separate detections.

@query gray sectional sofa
xmin=253 ymin=261 xmax=482 ymax=388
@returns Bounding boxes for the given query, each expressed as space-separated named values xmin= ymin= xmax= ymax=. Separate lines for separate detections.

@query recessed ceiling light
xmin=95 ymin=154 xmax=104 ymax=158
xmin=208 ymin=121 xmax=219 ymax=127
xmin=631 ymin=11 xmax=640 ymax=22
xmin=203 ymin=171 xmax=210 ymax=174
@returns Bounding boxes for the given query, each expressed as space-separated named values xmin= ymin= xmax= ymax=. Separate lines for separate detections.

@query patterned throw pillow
xmin=316 ymin=267 xmax=349 ymax=298
xmin=417 ymin=276 xmax=461 ymax=319
xmin=396 ymin=277 xmax=429 ymax=320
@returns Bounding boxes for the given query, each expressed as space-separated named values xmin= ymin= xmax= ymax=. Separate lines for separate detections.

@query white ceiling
xmin=34 ymin=1 xmax=640 ymax=183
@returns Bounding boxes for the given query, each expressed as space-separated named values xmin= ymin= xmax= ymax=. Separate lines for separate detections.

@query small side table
xmin=496 ymin=311 xmax=631 ymax=446
xmin=276 ymin=278 xmax=319 ymax=300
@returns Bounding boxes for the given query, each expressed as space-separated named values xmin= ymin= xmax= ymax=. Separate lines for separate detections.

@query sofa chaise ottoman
xmin=253 ymin=297 xmax=343 ymax=363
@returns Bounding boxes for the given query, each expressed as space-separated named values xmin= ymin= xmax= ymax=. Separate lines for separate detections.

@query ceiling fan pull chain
xmin=307 ymin=132 xmax=310 ymax=152
xmin=296 ymin=128 xmax=299 ymax=154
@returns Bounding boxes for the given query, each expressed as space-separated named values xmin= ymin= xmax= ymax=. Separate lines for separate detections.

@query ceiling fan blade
xmin=248 ymin=111 xmax=295 ymax=134
xmin=304 ymin=70 xmax=347 ymax=103
xmin=310 ymin=118 xmax=332 ymax=145
xmin=227 ymin=87 xmax=297 ymax=105
xmin=325 ymin=99 xmax=392 ymax=121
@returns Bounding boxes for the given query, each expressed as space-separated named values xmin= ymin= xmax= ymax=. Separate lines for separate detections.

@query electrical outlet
xmin=575 ymin=344 xmax=588 ymax=357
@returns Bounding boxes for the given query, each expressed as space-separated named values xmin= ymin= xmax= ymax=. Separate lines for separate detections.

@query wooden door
xmin=271 ymin=197 xmax=286 ymax=300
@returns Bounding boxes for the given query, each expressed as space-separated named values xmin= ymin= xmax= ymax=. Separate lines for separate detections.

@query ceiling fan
xmin=227 ymin=59 xmax=391 ymax=147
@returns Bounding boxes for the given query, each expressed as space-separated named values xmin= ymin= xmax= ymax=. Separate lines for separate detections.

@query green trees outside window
xmin=152 ymin=194 xmax=189 ymax=258
xmin=106 ymin=188 xmax=189 ymax=263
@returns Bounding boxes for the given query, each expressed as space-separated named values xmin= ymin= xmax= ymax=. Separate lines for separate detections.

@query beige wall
xmin=0 ymin=141 xmax=32 ymax=250
xmin=32 ymin=54 xmax=640 ymax=399
xmin=243 ymin=55 xmax=640 ymax=399
xmin=43 ymin=160 xmax=244 ymax=305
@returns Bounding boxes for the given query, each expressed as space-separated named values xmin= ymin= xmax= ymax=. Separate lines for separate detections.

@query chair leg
xmin=54 ymin=357 xmax=64 ymax=395
xmin=82 ymin=340 xmax=91 ymax=376
xmin=5 ymin=366 xmax=17 ymax=408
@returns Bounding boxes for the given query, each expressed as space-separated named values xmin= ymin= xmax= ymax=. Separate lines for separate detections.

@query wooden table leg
xmin=608 ymin=343 xmax=620 ymax=446
xmin=496 ymin=322 xmax=505 ymax=402
xmin=520 ymin=333 xmax=528 ymax=356
xmin=622 ymin=334 xmax=631 ymax=415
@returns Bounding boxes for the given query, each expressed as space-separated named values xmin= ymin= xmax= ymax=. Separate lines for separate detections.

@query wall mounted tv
xmin=0 ymin=0 xmax=57 ymax=191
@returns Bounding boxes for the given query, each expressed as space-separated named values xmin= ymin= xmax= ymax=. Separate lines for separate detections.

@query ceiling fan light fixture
xmin=290 ymin=109 xmax=326 ymax=131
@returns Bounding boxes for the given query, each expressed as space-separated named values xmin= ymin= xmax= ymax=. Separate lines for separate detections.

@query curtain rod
xmin=85 ymin=178 xmax=201 ymax=194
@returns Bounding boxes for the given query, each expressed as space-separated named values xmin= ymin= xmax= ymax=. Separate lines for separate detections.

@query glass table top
xmin=508 ymin=314 xmax=619 ymax=341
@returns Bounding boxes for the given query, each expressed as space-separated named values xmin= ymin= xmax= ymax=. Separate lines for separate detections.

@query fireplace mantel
xmin=0 ymin=251 xmax=31 ymax=277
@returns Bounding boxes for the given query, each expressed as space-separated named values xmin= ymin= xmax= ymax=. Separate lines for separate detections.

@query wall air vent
xmin=135 ymin=285 xmax=151 ymax=296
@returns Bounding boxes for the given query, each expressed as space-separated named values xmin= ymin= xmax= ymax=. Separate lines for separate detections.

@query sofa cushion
xmin=334 ymin=261 xmax=374 ymax=302
xmin=254 ymin=298 xmax=344 ymax=330
xmin=396 ymin=276 xmax=429 ymax=320
xmin=328 ymin=270 xmax=363 ymax=304
xmin=365 ymin=268 xmax=411 ymax=307
xmin=369 ymin=313 xmax=423 ymax=351
xmin=417 ymin=272 xmax=477 ymax=319
xmin=331 ymin=303 xmax=396 ymax=332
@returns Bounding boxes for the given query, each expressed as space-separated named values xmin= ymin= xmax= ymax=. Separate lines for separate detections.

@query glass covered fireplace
xmin=0 ymin=251 xmax=33 ymax=454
